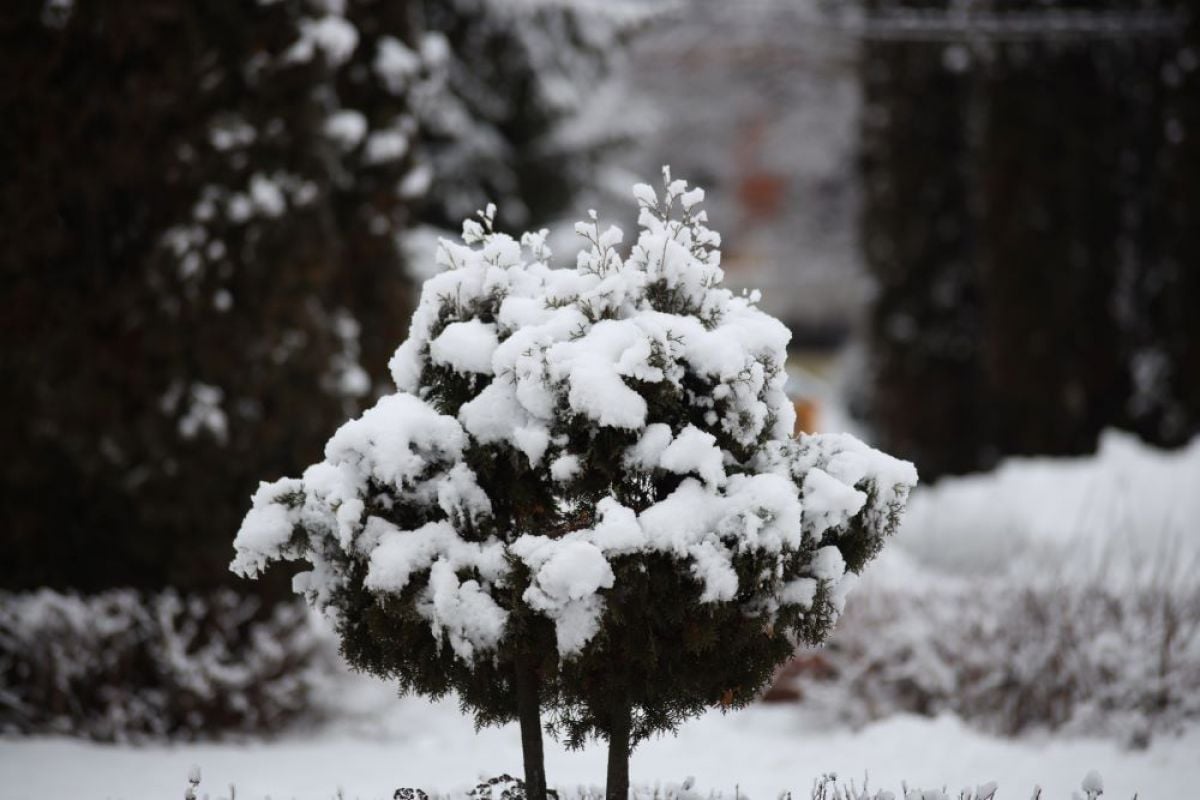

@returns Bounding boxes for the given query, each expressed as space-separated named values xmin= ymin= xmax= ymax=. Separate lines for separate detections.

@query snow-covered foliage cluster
xmin=0 ymin=590 xmax=334 ymax=740
xmin=416 ymin=0 xmax=656 ymax=230
xmin=232 ymin=171 xmax=916 ymax=747
xmin=156 ymin=0 xmax=444 ymax=404
xmin=5 ymin=0 xmax=648 ymax=594
xmin=160 ymin=0 xmax=646 ymax=321
xmin=773 ymin=564 xmax=1200 ymax=746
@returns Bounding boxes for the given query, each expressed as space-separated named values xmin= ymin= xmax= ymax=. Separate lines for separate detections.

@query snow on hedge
xmin=0 ymin=590 xmax=333 ymax=740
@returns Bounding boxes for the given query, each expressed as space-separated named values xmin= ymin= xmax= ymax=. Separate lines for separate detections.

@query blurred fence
xmin=842 ymin=7 xmax=1184 ymax=42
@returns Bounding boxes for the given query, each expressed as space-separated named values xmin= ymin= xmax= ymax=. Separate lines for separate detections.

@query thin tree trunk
xmin=605 ymin=695 xmax=633 ymax=800
xmin=515 ymin=656 xmax=547 ymax=800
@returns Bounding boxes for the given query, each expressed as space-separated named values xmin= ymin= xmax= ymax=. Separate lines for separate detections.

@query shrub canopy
xmin=232 ymin=171 xmax=917 ymax=738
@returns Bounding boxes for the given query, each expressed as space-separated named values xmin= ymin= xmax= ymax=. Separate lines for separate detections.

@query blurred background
xmin=2 ymin=0 xmax=1199 ymax=797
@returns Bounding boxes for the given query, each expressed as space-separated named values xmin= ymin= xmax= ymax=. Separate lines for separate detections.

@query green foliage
xmin=230 ymin=171 xmax=915 ymax=800
xmin=549 ymin=552 xmax=809 ymax=749
xmin=0 ymin=0 xmax=621 ymax=594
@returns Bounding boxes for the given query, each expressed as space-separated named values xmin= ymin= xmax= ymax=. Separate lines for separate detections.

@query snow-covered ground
xmin=4 ymin=677 xmax=1199 ymax=800
xmin=892 ymin=429 xmax=1200 ymax=580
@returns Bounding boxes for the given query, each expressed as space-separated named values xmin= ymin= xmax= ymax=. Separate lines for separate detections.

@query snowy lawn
xmin=3 ymin=676 xmax=1199 ymax=800
xmin=893 ymin=429 xmax=1200 ymax=573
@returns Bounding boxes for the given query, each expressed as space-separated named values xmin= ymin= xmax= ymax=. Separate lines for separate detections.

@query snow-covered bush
xmin=232 ymin=171 xmax=917 ymax=799
xmin=415 ymin=0 xmax=656 ymax=230
xmin=3 ymin=0 xmax=644 ymax=595
xmin=772 ymin=567 xmax=1200 ymax=746
xmin=0 ymin=590 xmax=334 ymax=740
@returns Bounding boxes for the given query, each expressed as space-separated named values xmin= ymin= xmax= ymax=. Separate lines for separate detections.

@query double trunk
xmin=514 ymin=656 xmax=635 ymax=800
xmin=515 ymin=657 xmax=548 ymax=800
xmin=605 ymin=694 xmax=634 ymax=800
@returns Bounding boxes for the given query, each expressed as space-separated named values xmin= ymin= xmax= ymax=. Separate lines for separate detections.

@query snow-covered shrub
xmin=415 ymin=0 xmax=656 ymax=230
xmin=0 ymin=590 xmax=334 ymax=740
xmin=232 ymin=171 xmax=917 ymax=799
xmin=3 ymin=0 xmax=645 ymax=595
xmin=772 ymin=566 xmax=1200 ymax=746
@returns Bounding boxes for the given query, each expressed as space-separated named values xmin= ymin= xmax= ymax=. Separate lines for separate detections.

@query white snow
xmin=3 ymin=681 xmax=1196 ymax=800
xmin=233 ymin=499 xmax=296 ymax=577
xmin=325 ymin=110 xmax=368 ymax=150
xmin=287 ymin=15 xmax=359 ymax=66
xmin=375 ymin=36 xmax=422 ymax=94
xmin=422 ymin=560 xmax=508 ymax=662
xmin=625 ymin=423 xmax=674 ymax=470
xmin=779 ymin=577 xmax=818 ymax=609
xmin=810 ymin=546 xmax=846 ymax=582
xmin=514 ymin=537 xmax=615 ymax=655
xmin=364 ymin=521 xmax=508 ymax=662
xmin=323 ymin=393 xmax=466 ymax=490
xmin=177 ymin=383 xmax=228 ymax=443
xmin=399 ymin=162 xmax=434 ymax=199
xmin=365 ymin=129 xmax=410 ymax=165
xmin=895 ymin=429 xmax=1200 ymax=577
xmin=249 ymin=175 xmax=285 ymax=218
xmin=429 ymin=320 xmax=500 ymax=375
xmin=658 ymin=425 xmax=726 ymax=488
xmin=458 ymin=380 xmax=551 ymax=465
xmin=547 ymin=319 xmax=650 ymax=430
xmin=209 ymin=117 xmax=256 ymax=151
xmin=550 ymin=454 xmax=582 ymax=482
xmin=802 ymin=468 xmax=866 ymax=540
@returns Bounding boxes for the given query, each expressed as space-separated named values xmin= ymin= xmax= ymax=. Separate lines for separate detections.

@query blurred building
xmin=615 ymin=0 xmax=866 ymax=343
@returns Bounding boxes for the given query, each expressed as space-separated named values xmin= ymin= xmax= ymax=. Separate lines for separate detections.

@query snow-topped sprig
xmin=574 ymin=209 xmax=625 ymax=277
xmin=634 ymin=165 xmax=720 ymax=266
xmin=628 ymin=168 xmax=725 ymax=327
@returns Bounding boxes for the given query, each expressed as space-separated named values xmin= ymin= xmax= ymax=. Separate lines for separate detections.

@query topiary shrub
xmin=232 ymin=170 xmax=917 ymax=799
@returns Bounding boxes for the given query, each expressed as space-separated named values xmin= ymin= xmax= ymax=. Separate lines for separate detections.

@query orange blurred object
xmin=793 ymin=397 xmax=818 ymax=435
